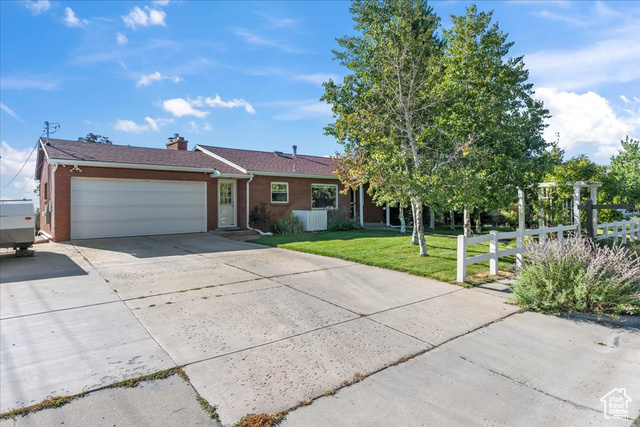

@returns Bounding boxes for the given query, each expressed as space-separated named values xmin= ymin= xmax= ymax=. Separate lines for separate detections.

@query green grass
xmin=253 ymin=228 xmax=515 ymax=285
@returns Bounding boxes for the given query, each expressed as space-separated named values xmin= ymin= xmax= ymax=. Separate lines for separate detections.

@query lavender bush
xmin=512 ymin=238 xmax=640 ymax=316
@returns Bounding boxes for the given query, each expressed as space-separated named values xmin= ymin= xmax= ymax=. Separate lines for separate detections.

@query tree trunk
xmin=450 ymin=210 xmax=455 ymax=229
xmin=399 ymin=206 xmax=406 ymax=234
xmin=475 ymin=211 xmax=482 ymax=234
xmin=411 ymin=203 xmax=419 ymax=245
xmin=463 ymin=207 xmax=471 ymax=237
xmin=412 ymin=199 xmax=428 ymax=256
xmin=429 ymin=209 xmax=435 ymax=230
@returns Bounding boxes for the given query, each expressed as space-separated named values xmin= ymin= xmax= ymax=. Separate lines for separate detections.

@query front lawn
xmin=252 ymin=228 xmax=515 ymax=285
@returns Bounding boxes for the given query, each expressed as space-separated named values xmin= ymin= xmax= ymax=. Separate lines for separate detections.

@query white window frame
xmin=271 ymin=182 xmax=289 ymax=204
xmin=311 ymin=183 xmax=339 ymax=210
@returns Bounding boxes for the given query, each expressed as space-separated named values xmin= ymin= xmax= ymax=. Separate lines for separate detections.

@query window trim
xmin=270 ymin=181 xmax=289 ymax=204
xmin=311 ymin=183 xmax=339 ymax=210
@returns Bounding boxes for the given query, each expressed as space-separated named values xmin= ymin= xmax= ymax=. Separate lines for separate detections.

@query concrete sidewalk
xmin=2 ymin=236 xmax=638 ymax=426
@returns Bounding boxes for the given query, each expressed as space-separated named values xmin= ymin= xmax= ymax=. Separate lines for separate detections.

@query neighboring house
xmin=35 ymin=134 xmax=384 ymax=241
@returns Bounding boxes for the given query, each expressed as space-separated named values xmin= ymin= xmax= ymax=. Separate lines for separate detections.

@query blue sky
xmin=1 ymin=0 xmax=639 ymax=200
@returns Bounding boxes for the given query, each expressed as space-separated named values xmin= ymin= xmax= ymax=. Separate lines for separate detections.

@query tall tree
xmin=324 ymin=0 xmax=455 ymax=256
xmin=78 ymin=133 xmax=112 ymax=144
xmin=438 ymin=6 xmax=551 ymax=236
xmin=608 ymin=136 xmax=640 ymax=205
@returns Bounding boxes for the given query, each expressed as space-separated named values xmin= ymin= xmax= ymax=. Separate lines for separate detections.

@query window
xmin=311 ymin=184 xmax=338 ymax=209
xmin=43 ymin=182 xmax=48 ymax=200
xmin=271 ymin=182 xmax=289 ymax=203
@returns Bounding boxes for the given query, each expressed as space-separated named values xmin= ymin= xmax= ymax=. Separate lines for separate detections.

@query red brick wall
xmin=48 ymin=164 xmax=218 ymax=241
xmin=247 ymin=175 xmax=351 ymax=225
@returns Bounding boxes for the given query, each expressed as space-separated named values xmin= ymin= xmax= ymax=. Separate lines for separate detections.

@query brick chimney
xmin=166 ymin=133 xmax=188 ymax=151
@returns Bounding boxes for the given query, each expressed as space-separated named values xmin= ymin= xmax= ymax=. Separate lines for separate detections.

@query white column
xmin=359 ymin=184 xmax=364 ymax=227
xmin=538 ymin=189 xmax=544 ymax=228
xmin=518 ymin=188 xmax=525 ymax=231
xmin=429 ymin=209 xmax=435 ymax=230
xmin=386 ymin=203 xmax=390 ymax=227
xmin=573 ymin=184 xmax=581 ymax=234
xmin=590 ymin=185 xmax=598 ymax=233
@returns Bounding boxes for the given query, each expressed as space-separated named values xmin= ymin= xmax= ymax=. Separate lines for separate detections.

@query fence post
xmin=457 ymin=234 xmax=466 ymax=283
xmin=489 ymin=230 xmax=499 ymax=275
xmin=622 ymin=220 xmax=628 ymax=245
xmin=516 ymin=228 xmax=524 ymax=270
xmin=613 ymin=221 xmax=620 ymax=245
xmin=602 ymin=223 xmax=608 ymax=241
xmin=557 ymin=224 xmax=564 ymax=242
xmin=539 ymin=226 xmax=547 ymax=244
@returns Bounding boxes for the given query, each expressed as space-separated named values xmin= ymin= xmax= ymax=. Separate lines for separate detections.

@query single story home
xmin=35 ymin=134 xmax=385 ymax=241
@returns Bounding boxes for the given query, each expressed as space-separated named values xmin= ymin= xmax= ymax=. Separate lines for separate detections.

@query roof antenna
xmin=44 ymin=121 xmax=60 ymax=146
xmin=292 ymin=145 xmax=297 ymax=172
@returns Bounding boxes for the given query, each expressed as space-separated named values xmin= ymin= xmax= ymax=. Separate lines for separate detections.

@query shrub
xmin=249 ymin=202 xmax=273 ymax=232
xmin=512 ymin=237 xmax=640 ymax=316
xmin=273 ymin=213 xmax=304 ymax=235
xmin=328 ymin=209 xmax=361 ymax=231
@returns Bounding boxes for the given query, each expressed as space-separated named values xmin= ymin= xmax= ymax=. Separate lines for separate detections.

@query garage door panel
xmin=71 ymin=178 xmax=207 ymax=239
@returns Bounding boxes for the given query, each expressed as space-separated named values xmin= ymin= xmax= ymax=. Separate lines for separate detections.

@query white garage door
xmin=71 ymin=178 xmax=207 ymax=239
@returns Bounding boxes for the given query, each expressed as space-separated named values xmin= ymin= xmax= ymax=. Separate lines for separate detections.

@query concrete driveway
xmin=1 ymin=233 xmax=638 ymax=426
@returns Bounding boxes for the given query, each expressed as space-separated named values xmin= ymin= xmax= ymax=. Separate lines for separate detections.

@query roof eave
xmin=46 ymin=158 xmax=217 ymax=174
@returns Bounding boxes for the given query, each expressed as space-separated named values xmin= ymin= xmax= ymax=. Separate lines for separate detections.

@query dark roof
xmin=35 ymin=138 xmax=338 ymax=180
xmin=38 ymin=138 xmax=239 ymax=173
xmin=197 ymin=145 xmax=337 ymax=176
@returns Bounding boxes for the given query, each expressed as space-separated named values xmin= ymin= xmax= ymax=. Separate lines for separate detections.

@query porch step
xmin=210 ymin=229 xmax=259 ymax=238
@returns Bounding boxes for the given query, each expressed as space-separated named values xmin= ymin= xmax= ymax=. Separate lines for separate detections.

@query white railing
xmin=292 ymin=210 xmax=328 ymax=232
xmin=456 ymin=224 xmax=578 ymax=283
xmin=596 ymin=218 xmax=640 ymax=244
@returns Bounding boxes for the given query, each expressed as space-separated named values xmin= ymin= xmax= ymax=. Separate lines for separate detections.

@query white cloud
xmin=0 ymin=102 xmax=26 ymax=123
xmin=162 ymin=98 xmax=208 ymax=118
xmin=621 ymin=95 xmax=630 ymax=104
xmin=231 ymin=28 xmax=306 ymax=54
xmin=293 ymin=73 xmax=339 ymax=86
xmin=162 ymin=95 xmax=254 ymax=117
xmin=0 ymin=75 xmax=62 ymax=91
xmin=203 ymin=122 xmax=212 ymax=131
xmin=116 ymin=32 xmax=128 ymax=45
xmin=0 ymin=141 xmax=37 ymax=194
xmin=63 ymin=7 xmax=88 ymax=27
xmin=536 ymin=87 xmax=640 ymax=156
xmin=259 ymin=13 xmax=299 ymax=28
xmin=136 ymin=71 xmax=182 ymax=87
xmin=189 ymin=121 xmax=199 ymax=133
xmin=203 ymin=95 xmax=255 ymax=114
xmin=25 ymin=0 xmax=50 ymax=15
xmin=114 ymin=117 xmax=173 ymax=133
xmin=122 ymin=6 xmax=166 ymax=30
xmin=526 ymin=4 xmax=640 ymax=91
xmin=153 ymin=0 xmax=170 ymax=5
xmin=270 ymin=100 xmax=333 ymax=121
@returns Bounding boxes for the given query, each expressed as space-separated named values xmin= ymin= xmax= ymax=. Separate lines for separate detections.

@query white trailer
xmin=0 ymin=199 xmax=35 ymax=257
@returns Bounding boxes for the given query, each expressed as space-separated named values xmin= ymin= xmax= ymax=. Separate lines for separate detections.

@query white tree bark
xmin=412 ymin=199 xmax=428 ymax=256
xmin=399 ymin=206 xmax=406 ymax=234
xmin=463 ymin=207 xmax=471 ymax=237
xmin=429 ymin=209 xmax=435 ymax=230
xmin=475 ymin=211 xmax=482 ymax=234
xmin=411 ymin=203 xmax=419 ymax=245
xmin=450 ymin=211 xmax=455 ymax=229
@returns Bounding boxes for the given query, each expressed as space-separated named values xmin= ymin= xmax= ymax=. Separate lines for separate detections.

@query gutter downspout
xmin=51 ymin=163 xmax=59 ymax=240
xmin=246 ymin=173 xmax=272 ymax=236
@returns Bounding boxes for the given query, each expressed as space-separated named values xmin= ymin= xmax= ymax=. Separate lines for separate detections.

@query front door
xmin=218 ymin=180 xmax=237 ymax=228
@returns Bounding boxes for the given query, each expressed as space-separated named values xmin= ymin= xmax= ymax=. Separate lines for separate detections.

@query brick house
xmin=35 ymin=135 xmax=385 ymax=241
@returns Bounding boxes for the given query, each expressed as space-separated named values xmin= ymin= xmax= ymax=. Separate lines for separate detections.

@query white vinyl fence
xmin=293 ymin=210 xmax=328 ymax=231
xmin=456 ymin=224 xmax=578 ymax=283
xmin=596 ymin=218 xmax=640 ymax=245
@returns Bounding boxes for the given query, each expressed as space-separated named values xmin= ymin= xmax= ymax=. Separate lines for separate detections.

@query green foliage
xmin=608 ymin=136 xmax=640 ymax=206
xmin=273 ymin=213 xmax=305 ymax=235
xmin=440 ymin=5 xmax=552 ymax=216
xmin=78 ymin=133 xmax=112 ymax=144
xmin=513 ymin=238 xmax=640 ymax=316
xmin=249 ymin=202 xmax=273 ymax=232
xmin=328 ymin=209 xmax=362 ymax=231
